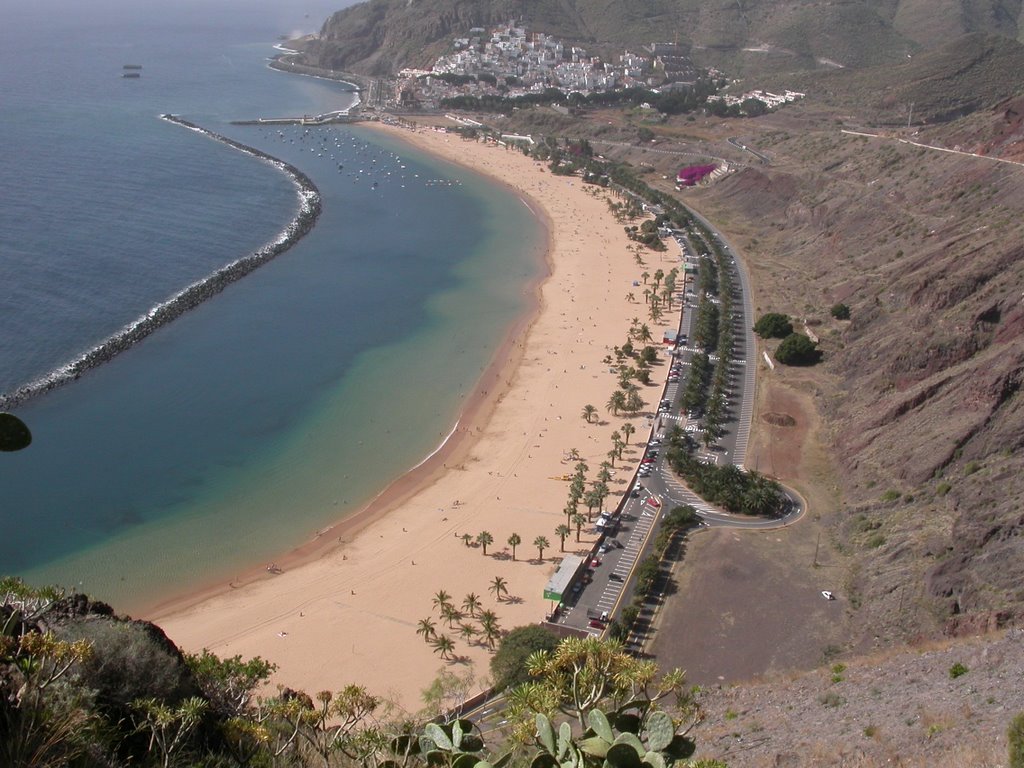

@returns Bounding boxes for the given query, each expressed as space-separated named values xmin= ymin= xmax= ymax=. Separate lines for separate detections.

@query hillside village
xmin=392 ymin=22 xmax=802 ymax=114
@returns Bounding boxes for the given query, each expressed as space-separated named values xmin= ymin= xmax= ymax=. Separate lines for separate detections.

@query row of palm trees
xmin=460 ymin=530 xmax=553 ymax=562
xmin=417 ymin=583 xmax=509 ymax=659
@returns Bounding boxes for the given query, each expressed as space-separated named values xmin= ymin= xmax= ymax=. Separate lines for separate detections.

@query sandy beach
xmin=153 ymin=121 xmax=683 ymax=713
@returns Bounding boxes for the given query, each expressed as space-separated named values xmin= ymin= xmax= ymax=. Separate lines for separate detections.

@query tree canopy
xmin=753 ymin=312 xmax=793 ymax=339
xmin=490 ymin=624 xmax=560 ymax=691
xmin=775 ymin=332 xmax=821 ymax=366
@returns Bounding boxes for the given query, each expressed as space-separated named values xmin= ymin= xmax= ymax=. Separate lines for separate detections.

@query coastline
xmin=0 ymin=115 xmax=322 ymax=412
xmin=153 ymin=122 xmax=670 ymax=712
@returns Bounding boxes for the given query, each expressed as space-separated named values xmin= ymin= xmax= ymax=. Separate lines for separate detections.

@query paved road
xmin=727 ymin=136 xmax=770 ymax=165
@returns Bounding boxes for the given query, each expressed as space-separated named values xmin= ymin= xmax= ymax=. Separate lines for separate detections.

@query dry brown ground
xmin=647 ymin=376 xmax=848 ymax=684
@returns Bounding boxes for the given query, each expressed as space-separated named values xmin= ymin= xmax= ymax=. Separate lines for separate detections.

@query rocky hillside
xmin=790 ymin=33 xmax=1024 ymax=125
xmin=302 ymin=0 xmax=1024 ymax=76
xmin=693 ymin=628 xmax=1024 ymax=767
xmin=679 ymin=65 xmax=1024 ymax=651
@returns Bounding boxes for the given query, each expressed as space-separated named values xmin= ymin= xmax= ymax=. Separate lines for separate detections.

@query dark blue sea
xmin=0 ymin=0 xmax=543 ymax=610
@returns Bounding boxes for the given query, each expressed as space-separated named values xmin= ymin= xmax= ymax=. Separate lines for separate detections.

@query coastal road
xmin=554 ymin=206 xmax=802 ymax=637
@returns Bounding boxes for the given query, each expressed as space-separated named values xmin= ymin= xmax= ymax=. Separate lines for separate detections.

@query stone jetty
xmin=0 ymin=115 xmax=322 ymax=411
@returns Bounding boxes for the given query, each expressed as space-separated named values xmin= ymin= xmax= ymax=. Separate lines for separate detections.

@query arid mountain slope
xmin=302 ymin=0 xmax=1023 ymax=75
xmin=693 ymin=628 xmax=1024 ymax=767
xmin=792 ymin=33 xmax=1024 ymax=124
xmin=687 ymin=91 xmax=1024 ymax=648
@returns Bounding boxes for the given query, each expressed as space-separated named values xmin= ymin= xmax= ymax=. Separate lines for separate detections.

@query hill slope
xmin=682 ymin=75 xmax=1024 ymax=648
xmin=301 ymin=0 xmax=1024 ymax=76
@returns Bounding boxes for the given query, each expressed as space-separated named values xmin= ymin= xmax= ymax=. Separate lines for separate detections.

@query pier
xmin=230 ymin=110 xmax=364 ymax=127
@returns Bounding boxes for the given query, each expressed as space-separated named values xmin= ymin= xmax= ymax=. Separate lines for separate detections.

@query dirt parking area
xmin=646 ymin=377 xmax=849 ymax=684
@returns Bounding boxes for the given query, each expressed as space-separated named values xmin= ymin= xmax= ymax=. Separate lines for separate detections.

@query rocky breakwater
xmin=0 ymin=115 xmax=322 ymax=411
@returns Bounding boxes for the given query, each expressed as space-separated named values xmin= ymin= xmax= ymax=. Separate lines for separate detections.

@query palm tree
xmin=642 ymin=288 xmax=652 ymax=305
xmin=564 ymin=502 xmax=578 ymax=526
xmin=572 ymin=513 xmax=587 ymax=542
xmin=598 ymin=463 xmax=613 ymax=483
xmin=625 ymin=389 xmax=645 ymax=415
xmin=581 ymin=404 xmax=597 ymax=423
xmin=574 ymin=460 xmax=589 ymax=477
xmin=432 ymin=634 xmax=456 ymax=660
xmin=442 ymin=603 xmax=465 ymax=628
xmin=478 ymin=610 xmax=501 ymax=650
xmin=507 ymin=533 xmax=522 ymax=561
xmin=622 ymin=422 xmax=636 ymax=444
xmin=533 ymin=535 xmax=550 ymax=561
xmin=641 ymin=271 xmax=650 ymax=284
xmin=489 ymin=576 xmax=509 ymax=602
xmin=458 ymin=622 xmax=478 ymax=644
xmin=462 ymin=592 xmax=482 ymax=617
xmin=461 ymin=533 xmax=473 ymax=547
xmin=555 ymin=524 xmax=571 ymax=552
xmin=432 ymin=590 xmax=452 ymax=612
xmin=606 ymin=448 xmax=617 ymax=467
xmin=416 ymin=617 xmax=437 ymax=642
xmin=638 ymin=324 xmax=654 ymax=345
xmin=606 ymin=390 xmax=626 ymax=416
xmin=476 ymin=530 xmax=494 ymax=555
xmin=626 ymin=292 xmax=636 ymax=303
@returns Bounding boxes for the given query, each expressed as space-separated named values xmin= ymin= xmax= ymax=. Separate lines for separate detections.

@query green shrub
xmin=830 ymin=303 xmax=851 ymax=320
xmin=867 ymin=533 xmax=886 ymax=548
xmin=1008 ymin=712 xmax=1024 ymax=768
xmin=58 ymin=620 xmax=200 ymax=713
xmin=881 ymin=489 xmax=901 ymax=502
xmin=936 ymin=481 xmax=952 ymax=496
xmin=949 ymin=662 xmax=969 ymax=679
xmin=753 ymin=312 xmax=793 ymax=339
xmin=490 ymin=624 xmax=560 ymax=690
xmin=965 ymin=461 xmax=982 ymax=475
xmin=774 ymin=332 xmax=821 ymax=366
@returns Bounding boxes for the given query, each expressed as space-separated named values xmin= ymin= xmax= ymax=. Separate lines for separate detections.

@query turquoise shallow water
xmin=0 ymin=2 xmax=544 ymax=611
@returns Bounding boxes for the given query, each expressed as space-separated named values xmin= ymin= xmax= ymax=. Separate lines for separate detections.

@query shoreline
xmin=153 ymin=122 xmax=663 ymax=711
xmin=0 ymin=115 xmax=322 ymax=412
xmin=146 ymin=216 xmax=551 ymax=618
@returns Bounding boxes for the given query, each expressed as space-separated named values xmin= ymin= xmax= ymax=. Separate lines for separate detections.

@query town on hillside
xmin=389 ymin=22 xmax=803 ymax=116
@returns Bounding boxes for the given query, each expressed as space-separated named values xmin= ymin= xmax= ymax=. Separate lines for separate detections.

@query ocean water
xmin=0 ymin=1 xmax=544 ymax=611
